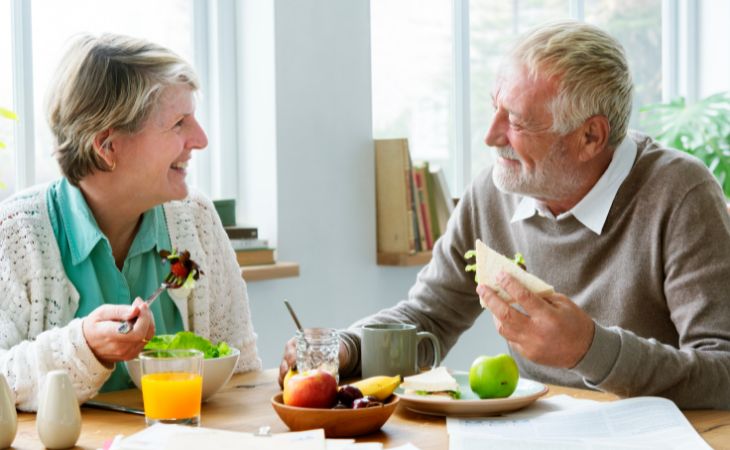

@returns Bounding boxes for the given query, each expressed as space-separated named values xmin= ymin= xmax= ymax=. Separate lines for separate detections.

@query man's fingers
xmin=479 ymin=285 xmax=529 ymax=339
xmin=497 ymin=272 xmax=547 ymax=313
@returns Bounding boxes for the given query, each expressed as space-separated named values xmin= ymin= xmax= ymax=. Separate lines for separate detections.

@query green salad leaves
xmin=464 ymin=248 xmax=527 ymax=283
xmin=144 ymin=331 xmax=232 ymax=359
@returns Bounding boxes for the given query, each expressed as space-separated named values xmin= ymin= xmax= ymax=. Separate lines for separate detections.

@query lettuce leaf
xmin=144 ymin=331 xmax=232 ymax=359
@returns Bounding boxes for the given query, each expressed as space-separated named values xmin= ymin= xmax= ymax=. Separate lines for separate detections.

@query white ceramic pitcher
xmin=36 ymin=370 xmax=81 ymax=449
xmin=0 ymin=374 xmax=16 ymax=448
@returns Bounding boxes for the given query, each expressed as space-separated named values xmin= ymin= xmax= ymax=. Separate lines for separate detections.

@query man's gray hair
xmin=509 ymin=20 xmax=633 ymax=148
xmin=47 ymin=33 xmax=199 ymax=185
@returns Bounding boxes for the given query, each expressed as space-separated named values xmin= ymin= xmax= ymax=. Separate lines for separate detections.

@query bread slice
xmin=400 ymin=367 xmax=459 ymax=393
xmin=475 ymin=239 xmax=554 ymax=304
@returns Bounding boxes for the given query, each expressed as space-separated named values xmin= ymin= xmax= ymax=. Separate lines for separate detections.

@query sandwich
xmin=466 ymin=239 xmax=554 ymax=304
xmin=400 ymin=367 xmax=461 ymax=399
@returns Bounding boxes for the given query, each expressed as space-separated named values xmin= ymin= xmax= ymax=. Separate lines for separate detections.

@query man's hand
xmin=82 ymin=298 xmax=156 ymax=368
xmin=278 ymin=337 xmax=350 ymax=388
xmin=477 ymin=272 xmax=595 ymax=368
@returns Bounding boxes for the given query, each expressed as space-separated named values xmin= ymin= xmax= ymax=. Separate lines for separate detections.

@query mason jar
xmin=295 ymin=327 xmax=339 ymax=381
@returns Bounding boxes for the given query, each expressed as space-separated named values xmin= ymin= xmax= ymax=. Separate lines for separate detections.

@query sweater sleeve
xmin=573 ymin=180 xmax=730 ymax=409
xmin=340 ymin=183 xmax=486 ymax=377
xmin=0 ymin=313 xmax=112 ymax=411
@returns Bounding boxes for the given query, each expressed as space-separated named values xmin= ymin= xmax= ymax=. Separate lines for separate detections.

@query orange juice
xmin=141 ymin=372 xmax=202 ymax=420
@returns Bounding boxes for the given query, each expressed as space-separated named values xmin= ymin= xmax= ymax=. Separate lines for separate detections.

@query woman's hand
xmin=82 ymin=298 xmax=156 ymax=368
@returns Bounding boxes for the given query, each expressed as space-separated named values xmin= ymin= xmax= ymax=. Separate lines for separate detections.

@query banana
xmin=352 ymin=375 xmax=401 ymax=401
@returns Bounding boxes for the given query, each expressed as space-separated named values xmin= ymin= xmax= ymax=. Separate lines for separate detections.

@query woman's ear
xmin=92 ymin=129 xmax=115 ymax=166
xmin=577 ymin=115 xmax=610 ymax=162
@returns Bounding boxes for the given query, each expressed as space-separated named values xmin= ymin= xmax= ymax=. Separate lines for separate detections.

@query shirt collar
xmin=510 ymin=136 xmax=637 ymax=235
xmin=57 ymin=178 xmax=168 ymax=264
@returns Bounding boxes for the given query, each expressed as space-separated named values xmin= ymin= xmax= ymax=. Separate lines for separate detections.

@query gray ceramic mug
xmin=360 ymin=323 xmax=441 ymax=378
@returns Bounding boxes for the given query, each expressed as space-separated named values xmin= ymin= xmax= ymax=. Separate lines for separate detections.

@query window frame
xmin=7 ymin=0 xmax=242 ymax=202
xmin=448 ymin=0 xmax=694 ymax=193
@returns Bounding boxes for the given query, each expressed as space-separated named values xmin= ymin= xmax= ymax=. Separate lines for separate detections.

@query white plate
xmin=396 ymin=371 xmax=548 ymax=417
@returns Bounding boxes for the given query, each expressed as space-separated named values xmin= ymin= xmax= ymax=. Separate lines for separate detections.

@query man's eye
xmin=173 ymin=119 xmax=184 ymax=128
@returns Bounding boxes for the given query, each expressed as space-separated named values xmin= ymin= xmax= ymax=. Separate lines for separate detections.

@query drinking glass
xmin=296 ymin=328 xmax=339 ymax=381
xmin=140 ymin=349 xmax=203 ymax=426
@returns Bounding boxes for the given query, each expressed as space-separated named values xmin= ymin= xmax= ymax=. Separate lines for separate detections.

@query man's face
xmin=485 ymin=65 xmax=583 ymax=200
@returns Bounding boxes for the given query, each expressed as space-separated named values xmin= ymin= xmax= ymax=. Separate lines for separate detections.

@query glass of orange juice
xmin=140 ymin=349 xmax=203 ymax=426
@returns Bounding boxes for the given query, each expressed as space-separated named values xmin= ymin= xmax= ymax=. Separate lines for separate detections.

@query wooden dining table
xmin=10 ymin=369 xmax=730 ymax=449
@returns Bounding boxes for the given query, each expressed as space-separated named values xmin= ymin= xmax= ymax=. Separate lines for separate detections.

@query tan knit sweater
xmin=342 ymin=132 xmax=730 ymax=409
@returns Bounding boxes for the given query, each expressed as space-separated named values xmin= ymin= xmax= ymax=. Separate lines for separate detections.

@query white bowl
xmin=125 ymin=348 xmax=239 ymax=401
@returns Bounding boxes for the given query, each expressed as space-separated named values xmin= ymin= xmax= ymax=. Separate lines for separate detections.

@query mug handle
xmin=416 ymin=331 xmax=441 ymax=370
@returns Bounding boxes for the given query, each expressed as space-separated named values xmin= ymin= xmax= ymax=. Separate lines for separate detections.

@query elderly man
xmin=281 ymin=21 xmax=730 ymax=409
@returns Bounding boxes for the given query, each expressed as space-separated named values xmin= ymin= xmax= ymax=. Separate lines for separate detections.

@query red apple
xmin=283 ymin=369 xmax=338 ymax=408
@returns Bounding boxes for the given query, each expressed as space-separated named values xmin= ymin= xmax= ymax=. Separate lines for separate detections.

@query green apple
xmin=469 ymin=354 xmax=519 ymax=399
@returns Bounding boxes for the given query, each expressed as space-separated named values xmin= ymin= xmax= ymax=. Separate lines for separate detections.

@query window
xmin=370 ymin=0 xmax=453 ymax=169
xmin=28 ymin=0 xmax=195 ymax=189
xmin=371 ymin=0 xmax=679 ymax=194
xmin=0 ymin=0 xmax=14 ymax=193
xmin=1 ymin=0 xmax=203 ymax=202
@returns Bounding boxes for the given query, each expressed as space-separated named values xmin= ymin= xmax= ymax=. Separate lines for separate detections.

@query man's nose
xmin=485 ymin=113 xmax=508 ymax=148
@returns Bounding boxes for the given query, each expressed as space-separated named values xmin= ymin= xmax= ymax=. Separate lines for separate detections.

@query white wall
xmin=240 ymin=0 xmax=506 ymax=372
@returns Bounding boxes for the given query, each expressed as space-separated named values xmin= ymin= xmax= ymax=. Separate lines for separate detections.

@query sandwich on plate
xmin=400 ymin=367 xmax=461 ymax=399
xmin=469 ymin=239 xmax=554 ymax=304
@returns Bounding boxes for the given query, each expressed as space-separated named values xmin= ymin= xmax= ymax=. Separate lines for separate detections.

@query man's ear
xmin=577 ymin=115 xmax=610 ymax=162
xmin=92 ymin=129 xmax=115 ymax=166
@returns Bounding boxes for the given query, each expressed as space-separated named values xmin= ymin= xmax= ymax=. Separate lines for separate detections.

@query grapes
xmin=352 ymin=396 xmax=383 ymax=409
xmin=336 ymin=385 xmax=364 ymax=408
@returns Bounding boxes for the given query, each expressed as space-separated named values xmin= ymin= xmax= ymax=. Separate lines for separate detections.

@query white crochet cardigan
xmin=0 ymin=184 xmax=261 ymax=411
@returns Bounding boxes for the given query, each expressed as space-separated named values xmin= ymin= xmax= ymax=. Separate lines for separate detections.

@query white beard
xmin=492 ymin=141 xmax=583 ymax=200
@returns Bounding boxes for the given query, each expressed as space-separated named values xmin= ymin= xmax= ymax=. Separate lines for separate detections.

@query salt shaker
xmin=0 ymin=374 xmax=16 ymax=448
xmin=36 ymin=371 xmax=81 ymax=449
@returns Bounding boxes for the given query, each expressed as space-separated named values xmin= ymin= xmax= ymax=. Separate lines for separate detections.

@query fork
xmin=117 ymin=283 xmax=168 ymax=334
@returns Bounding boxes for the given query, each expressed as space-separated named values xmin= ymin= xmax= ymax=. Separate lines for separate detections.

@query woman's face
xmin=113 ymin=84 xmax=207 ymax=206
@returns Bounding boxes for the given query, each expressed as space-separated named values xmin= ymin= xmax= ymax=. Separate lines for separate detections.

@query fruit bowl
xmin=125 ymin=348 xmax=239 ymax=401
xmin=271 ymin=393 xmax=400 ymax=438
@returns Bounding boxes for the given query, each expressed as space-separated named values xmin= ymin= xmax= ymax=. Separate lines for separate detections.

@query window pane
xmin=0 ymin=0 xmax=15 ymax=201
xmin=469 ymin=0 xmax=570 ymax=180
xmin=585 ymin=0 xmax=662 ymax=124
xmin=371 ymin=0 xmax=453 ymax=172
xmin=30 ymin=0 xmax=195 ymax=185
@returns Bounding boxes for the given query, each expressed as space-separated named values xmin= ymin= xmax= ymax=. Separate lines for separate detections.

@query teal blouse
xmin=46 ymin=178 xmax=184 ymax=392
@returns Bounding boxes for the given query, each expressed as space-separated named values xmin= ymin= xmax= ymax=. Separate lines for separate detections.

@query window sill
xmin=241 ymin=261 xmax=300 ymax=282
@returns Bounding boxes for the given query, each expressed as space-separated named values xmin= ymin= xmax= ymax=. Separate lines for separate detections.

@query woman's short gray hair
xmin=47 ymin=33 xmax=199 ymax=184
xmin=509 ymin=20 xmax=633 ymax=148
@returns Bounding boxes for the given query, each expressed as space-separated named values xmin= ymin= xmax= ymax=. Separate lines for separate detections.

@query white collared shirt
xmin=510 ymin=136 xmax=637 ymax=235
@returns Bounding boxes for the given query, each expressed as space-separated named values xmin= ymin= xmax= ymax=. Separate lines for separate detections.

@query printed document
xmin=447 ymin=396 xmax=710 ymax=450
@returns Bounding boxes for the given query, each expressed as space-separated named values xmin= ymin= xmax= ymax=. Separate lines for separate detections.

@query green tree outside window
xmin=640 ymin=92 xmax=730 ymax=198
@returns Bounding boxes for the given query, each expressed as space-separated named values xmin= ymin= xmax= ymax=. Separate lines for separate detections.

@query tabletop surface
xmin=11 ymin=369 xmax=730 ymax=449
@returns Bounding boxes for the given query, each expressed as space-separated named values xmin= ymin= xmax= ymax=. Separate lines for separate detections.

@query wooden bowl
xmin=270 ymin=393 xmax=399 ymax=438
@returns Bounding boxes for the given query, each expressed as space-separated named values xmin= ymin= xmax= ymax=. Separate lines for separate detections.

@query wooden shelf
xmin=377 ymin=251 xmax=432 ymax=266
xmin=240 ymin=261 xmax=300 ymax=282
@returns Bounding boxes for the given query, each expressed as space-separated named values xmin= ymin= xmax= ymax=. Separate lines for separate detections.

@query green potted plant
xmin=640 ymin=92 xmax=730 ymax=197
xmin=0 ymin=107 xmax=18 ymax=189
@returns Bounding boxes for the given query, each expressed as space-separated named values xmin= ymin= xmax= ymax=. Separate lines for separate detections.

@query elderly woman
xmin=0 ymin=34 xmax=261 ymax=411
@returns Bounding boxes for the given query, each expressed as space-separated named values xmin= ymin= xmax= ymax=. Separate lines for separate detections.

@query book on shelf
xmin=374 ymin=138 xmax=417 ymax=254
xmin=236 ymin=248 xmax=276 ymax=266
xmin=412 ymin=163 xmax=434 ymax=250
xmin=229 ymin=238 xmax=269 ymax=251
xmin=224 ymin=226 xmax=258 ymax=240
xmin=429 ymin=164 xmax=453 ymax=238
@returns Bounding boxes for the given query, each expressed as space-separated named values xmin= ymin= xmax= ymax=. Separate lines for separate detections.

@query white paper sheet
xmin=447 ymin=396 xmax=711 ymax=450
xmin=113 ymin=424 xmax=327 ymax=450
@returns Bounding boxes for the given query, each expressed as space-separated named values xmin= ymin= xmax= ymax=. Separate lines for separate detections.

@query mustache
xmin=496 ymin=146 xmax=519 ymax=160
